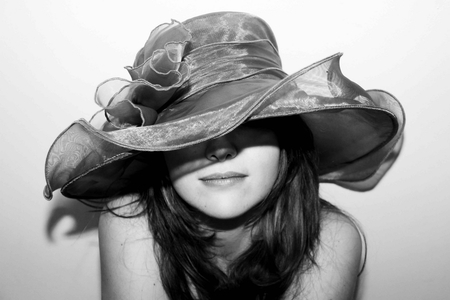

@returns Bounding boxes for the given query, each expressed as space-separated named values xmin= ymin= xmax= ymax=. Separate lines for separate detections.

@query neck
xmin=196 ymin=205 xmax=261 ymax=272
xmin=212 ymin=225 xmax=253 ymax=272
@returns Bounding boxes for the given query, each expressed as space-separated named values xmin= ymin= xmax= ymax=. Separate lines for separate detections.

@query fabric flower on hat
xmin=91 ymin=20 xmax=192 ymax=131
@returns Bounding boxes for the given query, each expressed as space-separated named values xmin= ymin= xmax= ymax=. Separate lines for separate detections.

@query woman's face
xmin=164 ymin=121 xmax=280 ymax=220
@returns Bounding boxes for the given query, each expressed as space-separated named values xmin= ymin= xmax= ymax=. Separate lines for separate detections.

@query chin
xmin=200 ymin=200 xmax=255 ymax=221
xmin=207 ymin=210 xmax=246 ymax=220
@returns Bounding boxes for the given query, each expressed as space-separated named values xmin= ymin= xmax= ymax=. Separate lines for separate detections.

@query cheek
xmin=247 ymin=144 xmax=279 ymax=169
xmin=164 ymin=148 xmax=203 ymax=182
xmin=252 ymin=146 xmax=280 ymax=190
xmin=164 ymin=151 xmax=204 ymax=205
xmin=171 ymin=175 xmax=198 ymax=205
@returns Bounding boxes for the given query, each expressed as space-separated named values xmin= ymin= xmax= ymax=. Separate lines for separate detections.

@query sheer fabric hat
xmin=44 ymin=12 xmax=405 ymax=200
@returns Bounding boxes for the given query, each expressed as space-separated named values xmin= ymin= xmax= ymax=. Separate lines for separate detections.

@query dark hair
xmin=137 ymin=116 xmax=337 ymax=300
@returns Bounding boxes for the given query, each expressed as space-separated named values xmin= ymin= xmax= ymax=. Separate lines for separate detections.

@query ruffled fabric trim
xmin=90 ymin=19 xmax=192 ymax=131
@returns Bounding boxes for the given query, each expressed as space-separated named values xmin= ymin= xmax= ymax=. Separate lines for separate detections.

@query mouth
xmin=199 ymin=172 xmax=247 ymax=185
xmin=200 ymin=172 xmax=247 ymax=180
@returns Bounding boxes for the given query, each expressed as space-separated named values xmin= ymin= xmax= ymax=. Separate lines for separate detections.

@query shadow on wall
xmin=46 ymin=192 xmax=100 ymax=241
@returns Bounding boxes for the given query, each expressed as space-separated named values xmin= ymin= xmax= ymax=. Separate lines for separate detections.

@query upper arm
xmin=98 ymin=195 xmax=167 ymax=300
xmin=295 ymin=212 xmax=363 ymax=300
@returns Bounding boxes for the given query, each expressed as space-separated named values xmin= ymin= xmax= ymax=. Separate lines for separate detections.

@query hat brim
xmin=44 ymin=53 xmax=404 ymax=200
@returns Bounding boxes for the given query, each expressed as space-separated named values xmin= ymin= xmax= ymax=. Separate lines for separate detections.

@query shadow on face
xmin=164 ymin=119 xmax=281 ymax=182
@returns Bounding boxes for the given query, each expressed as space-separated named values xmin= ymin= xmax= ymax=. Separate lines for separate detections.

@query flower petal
xmin=90 ymin=19 xmax=191 ymax=132
xmin=95 ymin=78 xmax=131 ymax=108
xmin=103 ymin=100 xmax=158 ymax=130
xmin=126 ymin=19 xmax=191 ymax=82
xmin=133 ymin=19 xmax=191 ymax=67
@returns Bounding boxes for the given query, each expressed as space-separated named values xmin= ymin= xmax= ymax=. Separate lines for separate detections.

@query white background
xmin=1 ymin=0 xmax=449 ymax=299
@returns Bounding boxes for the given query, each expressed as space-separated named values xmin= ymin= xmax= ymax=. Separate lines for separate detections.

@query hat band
xmin=177 ymin=40 xmax=286 ymax=103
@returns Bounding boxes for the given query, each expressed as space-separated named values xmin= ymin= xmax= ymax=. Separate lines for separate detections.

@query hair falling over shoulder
xmin=131 ymin=116 xmax=340 ymax=300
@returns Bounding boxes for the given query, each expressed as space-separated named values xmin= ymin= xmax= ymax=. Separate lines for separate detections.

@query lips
xmin=199 ymin=172 xmax=247 ymax=181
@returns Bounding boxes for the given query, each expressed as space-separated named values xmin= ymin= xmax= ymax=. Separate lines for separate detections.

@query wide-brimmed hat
xmin=43 ymin=12 xmax=405 ymax=200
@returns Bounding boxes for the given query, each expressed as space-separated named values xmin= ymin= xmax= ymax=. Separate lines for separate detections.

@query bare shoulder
xmin=98 ymin=194 xmax=167 ymax=300
xmin=294 ymin=211 xmax=363 ymax=300
xmin=320 ymin=211 xmax=363 ymax=260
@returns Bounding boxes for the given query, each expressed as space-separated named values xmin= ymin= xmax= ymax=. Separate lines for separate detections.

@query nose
xmin=205 ymin=135 xmax=237 ymax=162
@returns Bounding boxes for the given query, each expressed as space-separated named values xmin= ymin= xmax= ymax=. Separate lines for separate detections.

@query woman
xmin=44 ymin=12 xmax=405 ymax=299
